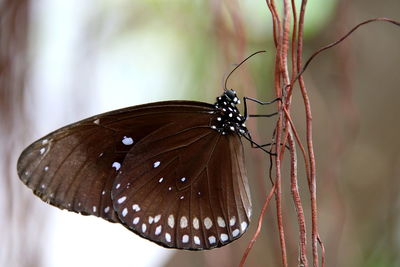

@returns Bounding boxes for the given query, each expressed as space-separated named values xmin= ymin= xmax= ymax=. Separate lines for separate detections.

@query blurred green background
xmin=1 ymin=0 xmax=400 ymax=266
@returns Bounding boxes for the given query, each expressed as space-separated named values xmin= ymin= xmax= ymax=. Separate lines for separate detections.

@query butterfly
xmin=17 ymin=52 xmax=278 ymax=250
xmin=17 ymin=88 xmax=255 ymax=249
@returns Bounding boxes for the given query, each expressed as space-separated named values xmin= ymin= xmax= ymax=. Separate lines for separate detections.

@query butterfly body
xmin=17 ymin=90 xmax=252 ymax=250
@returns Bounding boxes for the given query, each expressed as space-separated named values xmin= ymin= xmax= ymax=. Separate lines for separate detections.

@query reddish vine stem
xmin=274 ymin=94 xmax=287 ymax=267
xmin=281 ymin=103 xmax=310 ymax=266
xmin=266 ymin=0 xmax=280 ymax=47
xmin=283 ymin=107 xmax=311 ymax=187
xmin=266 ymin=1 xmax=289 ymax=267
xmin=275 ymin=0 xmax=293 ymax=266
xmin=278 ymin=0 xmax=298 ymax=159
xmin=318 ymin=235 xmax=326 ymax=267
xmin=281 ymin=7 xmax=309 ymax=264
xmin=288 ymin=131 xmax=308 ymax=266
xmin=295 ymin=1 xmax=321 ymax=266
xmin=297 ymin=17 xmax=400 ymax=83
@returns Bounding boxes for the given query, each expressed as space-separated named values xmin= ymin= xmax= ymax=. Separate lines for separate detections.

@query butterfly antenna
xmin=224 ymin=50 xmax=266 ymax=91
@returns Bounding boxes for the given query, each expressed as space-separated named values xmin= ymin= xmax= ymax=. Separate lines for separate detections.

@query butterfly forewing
xmin=17 ymin=101 xmax=216 ymax=223
xmin=17 ymin=123 xmax=124 ymax=222
xmin=112 ymin=115 xmax=251 ymax=250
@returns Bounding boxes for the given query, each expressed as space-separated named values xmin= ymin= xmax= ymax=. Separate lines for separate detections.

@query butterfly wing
xmin=17 ymin=101 xmax=215 ymax=223
xmin=111 ymin=115 xmax=251 ymax=250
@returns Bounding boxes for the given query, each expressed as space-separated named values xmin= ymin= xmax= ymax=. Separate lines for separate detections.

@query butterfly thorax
xmin=211 ymin=89 xmax=248 ymax=136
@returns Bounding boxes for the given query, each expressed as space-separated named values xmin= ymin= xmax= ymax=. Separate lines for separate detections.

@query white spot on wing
xmin=132 ymin=204 xmax=141 ymax=212
xmin=115 ymin=183 xmax=121 ymax=189
xmin=180 ymin=177 xmax=186 ymax=182
xmin=153 ymin=161 xmax=160 ymax=168
xmin=229 ymin=216 xmax=236 ymax=226
xmin=180 ymin=216 xmax=188 ymax=228
xmin=122 ymin=208 xmax=128 ymax=217
xmin=220 ymin=234 xmax=229 ymax=242
xmin=92 ymin=206 xmax=97 ymax=213
xmin=208 ymin=236 xmax=216 ymax=244
xmin=193 ymin=217 xmax=199 ymax=230
xmin=122 ymin=136 xmax=134 ymax=145
xmin=42 ymin=139 xmax=48 ymax=145
xmin=165 ymin=233 xmax=171 ymax=242
xmin=93 ymin=119 xmax=100 ymax=124
xmin=155 ymin=225 xmax=162 ymax=235
xmin=102 ymin=190 xmax=106 ymax=195
xmin=112 ymin=162 xmax=121 ymax=171
xmin=217 ymin=217 xmax=226 ymax=227
xmin=232 ymin=229 xmax=240 ymax=237
xmin=104 ymin=206 xmax=110 ymax=213
xmin=204 ymin=217 xmax=213 ymax=230
xmin=241 ymin=221 xmax=248 ymax=231
xmin=117 ymin=196 xmax=127 ymax=204
xmin=133 ymin=217 xmax=140 ymax=224
xmin=142 ymin=223 xmax=147 ymax=233
xmin=44 ymin=166 xmax=49 ymax=171
xmin=182 ymin=235 xmax=189 ymax=243
xmin=158 ymin=177 xmax=164 ymax=183
xmin=194 ymin=236 xmax=201 ymax=245
xmin=168 ymin=215 xmax=175 ymax=228
xmin=148 ymin=216 xmax=154 ymax=224
xmin=154 ymin=214 xmax=161 ymax=223
xmin=40 ymin=148 xmax=46 ymax=154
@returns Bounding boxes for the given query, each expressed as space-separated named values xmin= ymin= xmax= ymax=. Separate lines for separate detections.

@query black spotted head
xmin=212 ymin=90 xmax=247 ymax=136
xmin=225 ymin=89 xmax=240 ymax=104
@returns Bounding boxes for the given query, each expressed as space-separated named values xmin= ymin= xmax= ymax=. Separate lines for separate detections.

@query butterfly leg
xmin=243 ymin=96 xmax=281 ymax=120
xmin=249 ymin=112 xmax=278 ymax=118
xmin=241 ymin=132 xmax=276 ymax=156
xmin=243 ymin=131 xmax=290 ymax=153
xmin=252 ymin=142 xmax=291 ymax=151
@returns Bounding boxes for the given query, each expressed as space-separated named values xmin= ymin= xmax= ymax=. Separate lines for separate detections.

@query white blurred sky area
xmin=28 ymin=1 xmax=179 ymax=266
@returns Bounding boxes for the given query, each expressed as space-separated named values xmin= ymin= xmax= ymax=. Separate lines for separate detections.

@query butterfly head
xmin=212 ymin=90 xmax=247 ymax=135
xmin=224 ymin=89 xmax=240 ymax=105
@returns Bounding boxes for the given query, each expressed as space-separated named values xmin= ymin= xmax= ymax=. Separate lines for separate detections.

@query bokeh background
xmin=1 ymin=0 xmax=400 ymax=266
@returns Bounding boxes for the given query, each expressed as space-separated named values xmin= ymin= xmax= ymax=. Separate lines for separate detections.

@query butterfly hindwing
xmin=17 ymin=101 xmax=215 ymax=223
xmin=111 ymin=115 xmax=251 ymax=250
